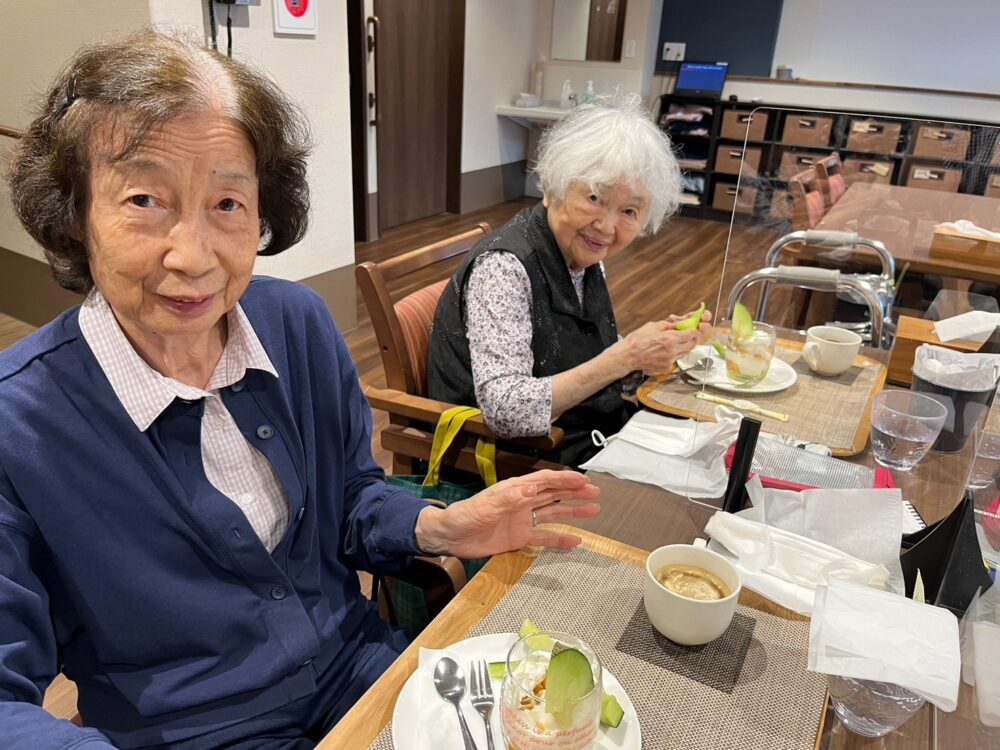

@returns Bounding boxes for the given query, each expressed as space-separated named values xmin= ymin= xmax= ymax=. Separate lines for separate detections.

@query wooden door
xmin=374 ymin=0 xmax=462 ymax=230
xmin=586 ymin=0 xmax=627 ymax=62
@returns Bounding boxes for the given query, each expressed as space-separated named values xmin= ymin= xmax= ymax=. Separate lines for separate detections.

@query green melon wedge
xmin=674 ymin=302 xmax=706 ymax=331
xmin=732 ymin=302 xmax=754 ymax=340
xmin=518 ymin=618 xmax=554 ymax=652
xmin=545 ymin=648 xmax=595 ymax=715
xmin=600 ymin=693 xmax=625 ymax=728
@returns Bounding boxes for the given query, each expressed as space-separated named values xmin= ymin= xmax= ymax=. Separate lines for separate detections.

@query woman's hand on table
xmin=413 ymin=470 xmax=601 ymax=558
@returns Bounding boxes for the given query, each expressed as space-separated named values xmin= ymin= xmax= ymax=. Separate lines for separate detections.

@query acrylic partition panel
xmin=692 ymin=105 xmax=1000 ymax=749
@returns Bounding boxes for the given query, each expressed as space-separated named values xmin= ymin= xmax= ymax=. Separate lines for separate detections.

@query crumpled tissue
xmin=704 ymin=476 xmax=905 ymax=614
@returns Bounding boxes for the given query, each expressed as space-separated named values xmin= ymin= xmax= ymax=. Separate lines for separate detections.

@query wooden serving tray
xmin=637 ymin=338 xmax=887 ymax=456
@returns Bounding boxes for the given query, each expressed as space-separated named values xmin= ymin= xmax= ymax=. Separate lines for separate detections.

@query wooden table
xmin=810 ymin=183 xmax=1000 ymax=286
xmin=323 ymin=456 xmax=986 ymax=749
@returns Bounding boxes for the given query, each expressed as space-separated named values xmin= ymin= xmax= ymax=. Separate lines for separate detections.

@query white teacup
xmin=643 ymin=544 xmax=741 ymax=646
xmin=802 ymin=325 xmax=862 ymax=376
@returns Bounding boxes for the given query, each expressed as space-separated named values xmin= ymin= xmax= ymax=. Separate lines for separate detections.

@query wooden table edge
xmin=319 ymin=525 xmax=812 ymax=749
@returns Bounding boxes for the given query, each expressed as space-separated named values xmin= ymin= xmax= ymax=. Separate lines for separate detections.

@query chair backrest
xmin=788 ymin=167 xmax=825 ymax=230
xmin=356 ymin=223 xmax=491 ymax=397
xmin=815 ymin=153 xmax=847 ymax=206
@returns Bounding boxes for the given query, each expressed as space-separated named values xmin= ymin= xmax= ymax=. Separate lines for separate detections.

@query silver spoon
xmin=433 ymin=657 xmax=479 ymax=750
xmin=692 ymin=356 xmax=715 ymax=373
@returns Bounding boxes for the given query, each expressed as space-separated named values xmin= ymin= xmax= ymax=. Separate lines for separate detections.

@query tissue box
xmin=887 ymin=316 xmax=985 ymax=386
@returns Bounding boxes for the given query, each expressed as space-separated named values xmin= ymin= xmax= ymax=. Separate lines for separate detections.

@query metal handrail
xmin=728 ymin=266 xmax=885 ymax=348
xmin=757 ymin=230 xmax=895 ymax=320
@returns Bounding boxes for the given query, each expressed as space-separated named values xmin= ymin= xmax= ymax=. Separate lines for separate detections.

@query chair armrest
xmin=363 ymin=384 xmax=564 ymax=451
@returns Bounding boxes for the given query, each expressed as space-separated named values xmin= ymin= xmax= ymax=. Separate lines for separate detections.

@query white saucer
xmin=677 ymin=344 xmax=798 ymax=394
xmin=391 ymin=632 xmax=641 ymax=750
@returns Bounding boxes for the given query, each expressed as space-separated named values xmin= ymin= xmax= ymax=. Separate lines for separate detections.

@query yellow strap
xmin=422 ymin=406 xmax=498 ymax=488
xmin=475 ymin=437 xmax=497 ymax=487
xmin=422 ymin=406 xmax=480 ymax=487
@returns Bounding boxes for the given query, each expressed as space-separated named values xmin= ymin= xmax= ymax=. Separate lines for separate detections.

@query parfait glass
xmin=725 ymin=322 xmax=776 ymax=386
xmin=500 ymin=631 xmax=602 ymax=750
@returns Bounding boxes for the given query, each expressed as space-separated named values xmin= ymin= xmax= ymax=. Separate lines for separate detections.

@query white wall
xmin=772 ymin=0 xmax=1000 ymax=94
xmin=0 ymin=2 xmax=153 ymax=264
xmin=0 ymin=1 xmax=354 ymax=282
xmin=461 ymin=0 xmax=539 ymax=173
xmin=721 ymin=0 xmax=1000 ymax=122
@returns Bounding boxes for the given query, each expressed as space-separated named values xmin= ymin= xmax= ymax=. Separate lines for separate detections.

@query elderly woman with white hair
xmin=428 ymin=100 xmax=711 ymax=467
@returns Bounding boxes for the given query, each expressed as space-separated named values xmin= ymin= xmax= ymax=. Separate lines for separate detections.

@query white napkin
xmin=913 ymin=344 xmax=1000 ymax=388
xmin=934 ymin=311 xmax=1000 ymax=343
xmin=960 ymin=582 xmax=1000 ymax=726
xmin=704 ymin=476 xmax=905 ymax=614
xmin=705 ymin=511 xmax=891 ymax=615
xmin=580 ymin=408 xmax=741 ymax=498
xmin=936 ymin=219 xmax=1000 ymax=241
xmin=414 ymin=645 xmax=506 ymax=750
xmin=809 ymin=579 xmax=961 ymax=712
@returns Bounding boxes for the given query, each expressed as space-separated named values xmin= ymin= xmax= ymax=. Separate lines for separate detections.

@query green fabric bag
xmin=384 ymin=406 xmax=496 ymax=635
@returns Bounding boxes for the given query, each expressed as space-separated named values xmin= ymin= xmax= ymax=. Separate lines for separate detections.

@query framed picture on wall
xmin=273 ymin=0 xmax=318 ymax=36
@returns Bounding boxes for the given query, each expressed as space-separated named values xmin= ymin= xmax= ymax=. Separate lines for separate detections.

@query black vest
xmin=427 ymin=203 xmax=632 ymax=467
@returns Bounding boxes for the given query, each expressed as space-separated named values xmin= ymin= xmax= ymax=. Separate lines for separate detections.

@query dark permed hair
xmin=8 ymin=29 xmax=312 ymax=294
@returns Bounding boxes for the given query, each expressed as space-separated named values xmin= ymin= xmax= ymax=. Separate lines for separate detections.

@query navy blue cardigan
xmin=0 ymin=278 xmax=428 ymax=748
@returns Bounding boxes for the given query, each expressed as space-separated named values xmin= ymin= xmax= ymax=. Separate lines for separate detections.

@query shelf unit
xmin=658 ymin=94 xmax=1000 ymax=225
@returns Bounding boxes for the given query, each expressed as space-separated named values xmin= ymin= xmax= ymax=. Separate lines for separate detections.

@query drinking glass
xmin=725 ymin=322 xmax=776 ymax=386
xmin=968 ymin=430 xmax=1000 ymax=489
xmin=827 ymin=676 xmax=926 ymax=737
xmin=870 ymin=391 xmax=947 ymax=471
xmin=500 ymin=631 xmax=602 ymax=750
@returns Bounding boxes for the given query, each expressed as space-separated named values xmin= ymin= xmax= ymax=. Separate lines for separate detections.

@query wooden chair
xmin=815 ymin=153 xmax=847 ymax=207
xmin=356 ymin=223 xmax=564 ymax=479
xmin=788 ymin=167 xmax=826 ymax=230
xmin=357 ymin=224 xmax=565 ymax=629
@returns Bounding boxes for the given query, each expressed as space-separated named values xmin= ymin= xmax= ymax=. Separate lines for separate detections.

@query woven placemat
xmin=368 ymin=546 xmax=826 ymax=750
xmin=642 ymin=344 xmax=884 ymax=455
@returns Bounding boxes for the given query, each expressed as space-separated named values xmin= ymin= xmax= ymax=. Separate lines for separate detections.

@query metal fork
xmin=469 ymin=659 xmax=496 ymax=750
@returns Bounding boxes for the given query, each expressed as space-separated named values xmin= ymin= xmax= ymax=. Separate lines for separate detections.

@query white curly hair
xmin=533 ymin=95 xmax=680 ymax=235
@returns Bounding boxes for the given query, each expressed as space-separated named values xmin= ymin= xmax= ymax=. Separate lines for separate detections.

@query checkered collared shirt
xmin=79 ymin=290 xmax=289 ymax=552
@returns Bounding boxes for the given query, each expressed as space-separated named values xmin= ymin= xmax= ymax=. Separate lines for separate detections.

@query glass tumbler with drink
xmin=500 ymin=631 xmax=602 ymax=750
xmin=870 ymin=391 xmax=947 ymax=471
xmin=968 ymin=429 xmax=1000 ymax=489
xmin=827 ymin=675 xmax=926 ymax=737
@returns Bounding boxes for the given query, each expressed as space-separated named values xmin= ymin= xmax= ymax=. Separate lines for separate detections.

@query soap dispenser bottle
xmin=582 ymin=80 xmax=597 ymax=105
xmin=559 ymin=80 xmax=575 ymax=109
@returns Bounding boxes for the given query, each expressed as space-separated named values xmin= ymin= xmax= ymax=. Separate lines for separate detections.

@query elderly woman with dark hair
xmin=428 ymin=101 xmax=711 ymax=467
xmin=1 ymin=32 xmax=600 ymax=750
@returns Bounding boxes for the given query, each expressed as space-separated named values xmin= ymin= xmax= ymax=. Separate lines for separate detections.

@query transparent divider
xmin=670 ymin=104 xmax=1000 ymax=748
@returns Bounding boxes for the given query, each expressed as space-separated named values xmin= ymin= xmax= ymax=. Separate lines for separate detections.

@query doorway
xmin=348 ymin=0 xmax=465 ymax=240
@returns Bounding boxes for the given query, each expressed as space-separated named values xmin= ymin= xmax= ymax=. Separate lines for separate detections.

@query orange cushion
xmin=395 ymin=279 xmax=449 ymax=396
xmin=828 ymin=173 xmax=847 ymax=204
xmin=805 ymin=191 xmax=825 ymax=228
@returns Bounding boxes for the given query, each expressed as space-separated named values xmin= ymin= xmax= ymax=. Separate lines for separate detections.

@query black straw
xmin=723 ymin=417 xmax=761 ymax=513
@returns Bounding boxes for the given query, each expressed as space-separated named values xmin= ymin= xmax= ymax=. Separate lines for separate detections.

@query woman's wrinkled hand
xmin=615 ymin=316 xmax=708 ymax=375
xmin=413 ymin=470 xmax=601 ymax=559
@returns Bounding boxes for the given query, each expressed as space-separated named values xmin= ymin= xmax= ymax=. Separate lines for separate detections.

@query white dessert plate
xmin=677 ymin=344 xmax=798 ymax=394
xmin=391 ymin=632 xmax=641 ymax=750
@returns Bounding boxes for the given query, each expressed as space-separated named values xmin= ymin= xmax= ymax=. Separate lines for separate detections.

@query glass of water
xmin=827 ymin=676 xmax=926 ymax=737
xmin=968 ymin=430 xmax=1000 ymax=489
xmin=870 ymin=391 xmax=947 ymax=471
